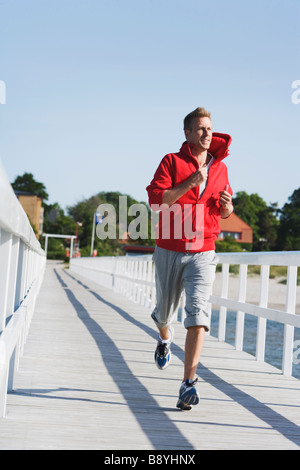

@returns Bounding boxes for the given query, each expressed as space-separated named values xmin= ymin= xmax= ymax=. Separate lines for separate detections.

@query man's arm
xmin=162 ymin=167 xmax=208 ymax=206
xmin=219 ymin=185 xmax=233 ymax=218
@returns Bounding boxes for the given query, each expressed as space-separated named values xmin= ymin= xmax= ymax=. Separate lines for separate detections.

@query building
xmin=14 ymin=191 xmax=44 ymax=239
xmin=218 ymin=212 xmax=253 ymax=244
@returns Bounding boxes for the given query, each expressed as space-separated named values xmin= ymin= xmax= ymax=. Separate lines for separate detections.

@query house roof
xmin=14 ymin=190 xmax=42 ymax=200
xmin=219 ymin=212 xmax=252 ymax=232
xmin=14 ymin=190 xmax=36 ymax=196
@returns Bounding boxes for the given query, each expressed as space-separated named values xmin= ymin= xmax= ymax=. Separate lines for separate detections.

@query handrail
xmin=0 ymin=163 xmax=44 ymax=255
xmin=212 ymin=251 xmax=300 ymax=376
xmin=70 ymin=251 xmax=300 ymax=377
xmin=0 ymin=162 xmax=46 ymax=417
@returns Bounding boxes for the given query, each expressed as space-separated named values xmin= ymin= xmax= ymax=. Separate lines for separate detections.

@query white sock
xmin=158 ymin=334 xmax=171 ymax=344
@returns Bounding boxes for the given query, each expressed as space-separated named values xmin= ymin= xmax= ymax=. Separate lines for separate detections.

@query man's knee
xmin=186 ymin=325 xmax=206 ymax=336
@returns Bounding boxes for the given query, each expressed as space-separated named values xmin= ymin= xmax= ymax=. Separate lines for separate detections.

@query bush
xmin=215 ymin=236 xmax=244 ymax=253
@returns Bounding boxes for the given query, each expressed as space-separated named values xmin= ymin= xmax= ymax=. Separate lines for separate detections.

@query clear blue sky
xmin=0 ymin=0 xmax=299 ymax=211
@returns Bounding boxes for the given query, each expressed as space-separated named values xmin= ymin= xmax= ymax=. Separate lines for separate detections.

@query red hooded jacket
xmin=146 ymin=133 xmax=233 ymax=253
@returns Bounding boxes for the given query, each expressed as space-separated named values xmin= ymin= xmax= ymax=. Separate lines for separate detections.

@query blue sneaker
xmin=176 ymin=378 xmax=199 ymax=410
xmin=154 ymin=327 xmax=174 ymax=370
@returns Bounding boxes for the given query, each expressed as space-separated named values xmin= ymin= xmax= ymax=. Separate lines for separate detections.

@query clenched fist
xmin=219 ymin=184 xmax=233 ymax=218
xmin=187 ymin=166 xmax=208 ymax=189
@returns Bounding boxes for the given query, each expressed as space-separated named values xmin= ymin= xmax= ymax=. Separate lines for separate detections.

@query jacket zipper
xmin=198 ymin=159 xmax=216 ymax=202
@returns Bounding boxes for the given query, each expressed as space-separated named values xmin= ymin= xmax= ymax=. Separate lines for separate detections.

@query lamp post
xmin=90 ymin=212 xmax=103 ymax=256
xmin=90 ymin=213 xmax=96 ymax=256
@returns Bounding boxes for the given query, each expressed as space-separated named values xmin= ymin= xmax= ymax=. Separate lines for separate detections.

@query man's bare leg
xmin=158 ymin=326 xmax=171 ymax=341
xmin=183 ymin=326 xmax=205 ymax=381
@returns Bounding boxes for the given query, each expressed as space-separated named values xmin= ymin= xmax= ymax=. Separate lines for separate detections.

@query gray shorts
xmin=151 ymin=246 xmax=217 ymax=331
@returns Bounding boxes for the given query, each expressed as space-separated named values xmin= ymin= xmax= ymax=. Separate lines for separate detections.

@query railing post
xmin=218 ymin=263 xmax=229 ymax=342
xmin=0 ymin=230 xmax=13 ymax=332
xmin=112 ymin=257 xmax=117 ymax=290
xmin=5 ymin=236 xmax=19 ymax=323
xmin=136 ymin=260 xmax=142 ymax=305
xmin=282 ymin=265 xmax=297 ymax=376
xmin=127 ymin=259 xmax=133 ymax=300
xmin=235 ymin=264 xmax=248 ymax=351
xmin=256 ymin=264 xmax=270 ymax=362
xmin=145 ymin=259 xmax=152 ymax=309
xmin=0 ymin=365 xmax=8 ymax=418
xmin=8 ymin=345 xmax=18 ymax=391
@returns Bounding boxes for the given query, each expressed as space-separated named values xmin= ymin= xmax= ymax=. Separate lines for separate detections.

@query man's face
xmin=185 ymin=117 xmax=213 ymax=152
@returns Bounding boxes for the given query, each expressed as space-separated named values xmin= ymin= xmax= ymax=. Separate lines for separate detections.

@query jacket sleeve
xmin=209 ymin=164 xmax=233 ymax=216
xmin=146 ymin=155 xmax=174 ymax=209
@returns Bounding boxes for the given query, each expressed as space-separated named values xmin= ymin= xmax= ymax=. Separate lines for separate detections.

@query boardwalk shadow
xmin=54 ymin=269 xmax=193 ymax=450
xmin=64 ymin=269 xmax=300 ymax=449
xmin=10 ymin=387 xmax=129 ymax=407
xmin=65 ymin=270 xmax=185 ymax=361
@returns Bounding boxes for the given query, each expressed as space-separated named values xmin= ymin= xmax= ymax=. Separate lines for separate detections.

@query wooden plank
xmin=0 ymin=261 xmax=299 ymax=450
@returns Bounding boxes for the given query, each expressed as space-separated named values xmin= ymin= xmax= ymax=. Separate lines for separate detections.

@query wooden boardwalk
xmin=0 ymin=260 xmax=300 ymax=450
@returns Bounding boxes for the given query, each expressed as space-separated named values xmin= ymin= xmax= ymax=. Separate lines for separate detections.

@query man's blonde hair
xmin=184 ymin=107 xmax=211 ymax=132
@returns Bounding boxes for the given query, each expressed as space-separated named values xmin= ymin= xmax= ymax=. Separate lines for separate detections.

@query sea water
xmin=210 ymin=310 xmax=300 ymax=379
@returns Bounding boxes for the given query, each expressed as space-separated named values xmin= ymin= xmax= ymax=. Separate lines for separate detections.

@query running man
xmin=146 ymin=107 xmax=233 ymax=410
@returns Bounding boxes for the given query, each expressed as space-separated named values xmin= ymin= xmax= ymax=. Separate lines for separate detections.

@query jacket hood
xmin=181 ymin=132 xmax=232 ymax=162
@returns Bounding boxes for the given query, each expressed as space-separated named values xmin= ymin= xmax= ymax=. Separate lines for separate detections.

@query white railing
xmin=210 ymin=251 xmax=300 ymax=376
xmin=70 ymin=251 xmax=300 ymax=377
xmin=0 ymin=163 xmax=46 ymax=417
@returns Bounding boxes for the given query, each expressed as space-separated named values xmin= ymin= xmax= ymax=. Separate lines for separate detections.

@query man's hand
xmin=162 ymin=166 xmax=207 ymax=207
xmin=187 ymin=166 xmax=208 ymax=189
xmin=219 ymin=184 xmax=233 ymax=218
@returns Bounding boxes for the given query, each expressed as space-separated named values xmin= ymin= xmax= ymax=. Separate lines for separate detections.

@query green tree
xmin=41 ymin=203 xmax=77 ymax=259
xmin=43 ymin=202 xmax=76 ymax=235
xmin=232 ymin=191 xmax=279 ymax=251
xmin=277 ymin=188 xmax=300 ymax=250
xmin=12 ymin=172 xmax=49 ymax=200
xmin=67 ymin=194 xmax=103 ymax=253
xmin=67 ymin=191 xmax=155 ymax=257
